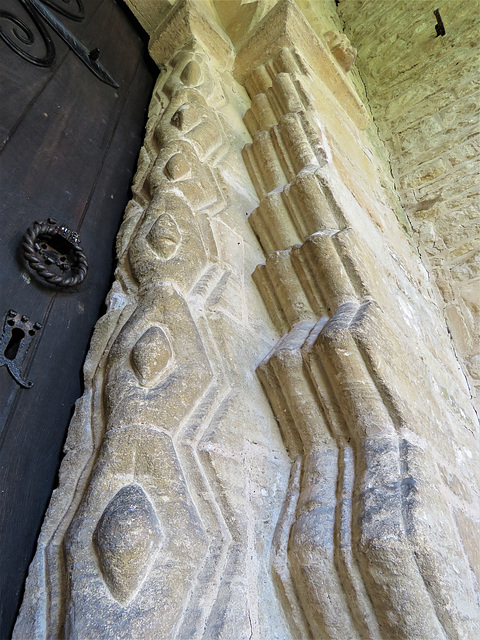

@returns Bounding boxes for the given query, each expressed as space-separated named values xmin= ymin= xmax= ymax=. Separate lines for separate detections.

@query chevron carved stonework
xmin=15 ymin=1 xmax=480 ymax=639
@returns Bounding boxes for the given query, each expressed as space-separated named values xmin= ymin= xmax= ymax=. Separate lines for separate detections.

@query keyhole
xmin=4 ymin=328 xmax=25 ymax=361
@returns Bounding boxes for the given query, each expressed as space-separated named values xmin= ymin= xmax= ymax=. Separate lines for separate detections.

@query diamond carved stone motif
xmin=131 ymin=325 xmax=173 ymax=386
xmin=93 ymin=484 xmax=163 ymax=604
xmin=146 ymin=213 xmax=182 ymax=260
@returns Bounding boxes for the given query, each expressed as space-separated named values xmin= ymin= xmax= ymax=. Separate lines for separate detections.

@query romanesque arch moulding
xmin=15 ymin=1 xmax=480 ymax=638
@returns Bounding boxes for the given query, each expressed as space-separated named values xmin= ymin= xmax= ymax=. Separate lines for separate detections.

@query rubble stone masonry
xmin=338 ymin=0 xmax=480 ymax=411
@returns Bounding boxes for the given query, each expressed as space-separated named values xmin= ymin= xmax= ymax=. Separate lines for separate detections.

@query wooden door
xmin=0 ymin=1 xmax=156 ymax=635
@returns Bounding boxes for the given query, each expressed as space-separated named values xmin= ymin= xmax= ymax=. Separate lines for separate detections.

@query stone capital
xmin=234 ymin=0 xmax=368 ymax=130
xmin=147 ymin=0 xmax=234 ymax=68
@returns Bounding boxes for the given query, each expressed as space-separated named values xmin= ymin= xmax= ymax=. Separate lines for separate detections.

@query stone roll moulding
xmin=237 ymin=1 xmax=480 ymax=638
xmin=14 ymin=1 xmax=480 ymax=639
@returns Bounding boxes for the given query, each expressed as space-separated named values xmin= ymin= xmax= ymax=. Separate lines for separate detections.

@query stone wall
xmin=338 ymin=0 xmax=480 ymax=411
xmin=14 ymin=1 xmax=480 ymax=638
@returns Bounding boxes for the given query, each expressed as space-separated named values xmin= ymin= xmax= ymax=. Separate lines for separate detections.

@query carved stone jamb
xmin=236 ymin=1 xmax=480 ymax=638
xmin=14 ymin=2 xmax=292 ymax=639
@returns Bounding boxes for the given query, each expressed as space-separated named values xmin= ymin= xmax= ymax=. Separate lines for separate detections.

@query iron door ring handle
xmin=22 ymin=218 xmax=88 ymax=287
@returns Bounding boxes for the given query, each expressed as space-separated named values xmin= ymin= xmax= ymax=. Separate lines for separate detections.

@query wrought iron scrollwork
xmin=22 ymin=218 xmax=88 ymax=288
xmin=0 ymin=0 xmax=118 ymax=87
xmin=0 ymin=0 xmax=55 ymax=67
xmin=42 ymin=0 xmax=84 ymax=22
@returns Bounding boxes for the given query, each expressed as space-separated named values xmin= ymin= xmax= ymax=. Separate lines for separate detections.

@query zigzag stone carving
xmin=14 ymin=4 xmax=290 ymax=638
xmin=14 ymin=1 xmax=480 ymax=638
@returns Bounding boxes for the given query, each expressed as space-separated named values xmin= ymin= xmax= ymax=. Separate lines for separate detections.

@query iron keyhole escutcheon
xmin=0 ymin=310 xmax=42 ymax=388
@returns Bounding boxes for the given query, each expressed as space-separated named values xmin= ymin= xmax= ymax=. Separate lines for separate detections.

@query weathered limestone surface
xmin=338 ymin=0 xmax=480 ymax=413
xmin=237 ymin=5 xmax=479 ymax=636
xmin=14 ymin=5 xmax=290 ymax=638
xmin=15 ymin=1 xmax=480 ymax=638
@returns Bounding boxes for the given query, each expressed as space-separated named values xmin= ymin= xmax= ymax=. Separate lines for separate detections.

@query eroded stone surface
xmin=240 ymin=6 xmax=479 ymax=636
xmin=324 ymin=29 xmax=357 ymax=72
xmin=93 ymin=484 xmax=163 ymax=604
xmin=14 ymin=1 xmax=480 ymax=639
xmin=131 ymin=325 xmax=173 ymax=386
xmin=338 ymin=0 xmax=480 ymax=414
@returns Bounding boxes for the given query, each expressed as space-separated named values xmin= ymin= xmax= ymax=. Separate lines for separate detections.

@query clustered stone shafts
xmin=14 ymin=1 xmax=480 ymax=639
xmin=338 ymin=0 xmax=480 ymax=411
xmin=240 ymin=14 xmax=479 ymax=637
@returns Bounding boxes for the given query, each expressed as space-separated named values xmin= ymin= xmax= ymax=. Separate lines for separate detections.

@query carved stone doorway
xmin=0 ymin=1 xmax=156 ymax=635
